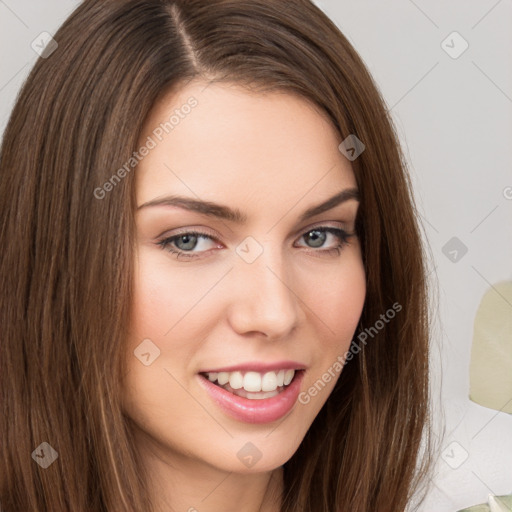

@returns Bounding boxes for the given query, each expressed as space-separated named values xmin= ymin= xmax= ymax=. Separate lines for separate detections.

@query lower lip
xmin=197 ymin=370 xmax=305 ymax=424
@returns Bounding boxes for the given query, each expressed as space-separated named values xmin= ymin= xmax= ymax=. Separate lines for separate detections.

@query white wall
xmin=1 ymin=1 xmax=511 ymax=510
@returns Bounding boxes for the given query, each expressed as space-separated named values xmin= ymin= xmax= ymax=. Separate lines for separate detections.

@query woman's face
xmin=122 ymin=80 xmax=366 ymax=474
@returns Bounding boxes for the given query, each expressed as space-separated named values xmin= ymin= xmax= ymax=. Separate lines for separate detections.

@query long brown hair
xmin=0 ymin=0 xmax=435 ymax=510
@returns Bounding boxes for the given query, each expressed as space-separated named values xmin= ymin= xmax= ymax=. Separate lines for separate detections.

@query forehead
xmin=135 ymin=80 xmax=357 ymax=214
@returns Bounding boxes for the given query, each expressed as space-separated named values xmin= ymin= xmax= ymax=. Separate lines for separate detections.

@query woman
xmin=0 ymin=0 xmax=434 ymax=510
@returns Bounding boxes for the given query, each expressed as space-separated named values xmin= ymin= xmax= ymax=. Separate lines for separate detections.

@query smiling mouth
xmin=199 ymin=369 xmax=303 ymax=400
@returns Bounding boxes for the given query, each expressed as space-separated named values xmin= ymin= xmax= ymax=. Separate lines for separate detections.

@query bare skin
xmin=121 ymin=80 xmax=366 ymax=512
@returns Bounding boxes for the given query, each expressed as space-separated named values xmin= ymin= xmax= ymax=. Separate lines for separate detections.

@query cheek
xmin=122 ymin=253 xmax=208 ymax=428
xmin=306 ymin=251 xmax=366 ymax=347
xmin=129 ymin=247 xmax=208 ymax=338
xmin=293 ymin=253 xmax=365 ymax=412
xmin=130 ymin=270 xmax=170 ymax=338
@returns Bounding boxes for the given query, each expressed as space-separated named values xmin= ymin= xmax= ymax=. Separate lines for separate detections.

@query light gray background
xmin=1 ymin=1 xmax=511 ymax=510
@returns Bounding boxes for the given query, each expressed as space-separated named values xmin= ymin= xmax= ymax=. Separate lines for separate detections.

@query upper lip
xmin=199 ymin=361 xmax=307 ymax=373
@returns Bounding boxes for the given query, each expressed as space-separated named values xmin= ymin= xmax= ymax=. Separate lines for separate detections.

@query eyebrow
xmin=136 ymin=187 xmax=359 ymax=224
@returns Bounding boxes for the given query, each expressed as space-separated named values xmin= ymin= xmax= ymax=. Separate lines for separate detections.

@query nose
xmin=226 ymin=243 xmax=301 ymax=339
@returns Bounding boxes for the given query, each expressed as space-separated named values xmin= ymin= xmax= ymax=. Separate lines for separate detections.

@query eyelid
xmin=157 ymin=219 xmax=353 ymax=242
xmin=158 ymin=225 xmax=219 ymax=240
xmin=291 ymin=220 xmax=352 ymax=239
xmin=159 ymin=220 xmax=354 ymax=240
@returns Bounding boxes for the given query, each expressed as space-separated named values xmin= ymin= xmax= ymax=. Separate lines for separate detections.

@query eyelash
xmin=156 ymin=225 xmax=353 ymax=261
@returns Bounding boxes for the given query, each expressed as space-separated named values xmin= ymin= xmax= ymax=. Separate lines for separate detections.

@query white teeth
xmin=229 ymin=371 xmax=243 ymax=390
xmin=204 ymin=369 xmax=297 ymax=393
xmin=243 ymin=371 xmax=262 ymax=392
xmin=217 ymin=372 xmax=229 ymax=386
xmin=261 ymin=372 xmax=277 ymax=392
xmin=283 ymin=369 xmax=295 ymax=386
xmin=245 ymin=390 xmax=279 ymax=399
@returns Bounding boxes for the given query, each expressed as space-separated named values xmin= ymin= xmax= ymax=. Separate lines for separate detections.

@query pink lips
xmin=199 ymin=360 xmax=306 ymax=373
xmin=197 ymin=369 xmax=305 ymax=424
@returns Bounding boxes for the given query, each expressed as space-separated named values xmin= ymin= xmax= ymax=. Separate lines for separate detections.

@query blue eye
xmin=157 ymin=226 xmax=353 ymax=261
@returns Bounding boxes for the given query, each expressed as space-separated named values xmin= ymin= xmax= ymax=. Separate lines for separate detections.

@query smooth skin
xmin=121 ymin=80 xmax=366 ymax=512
